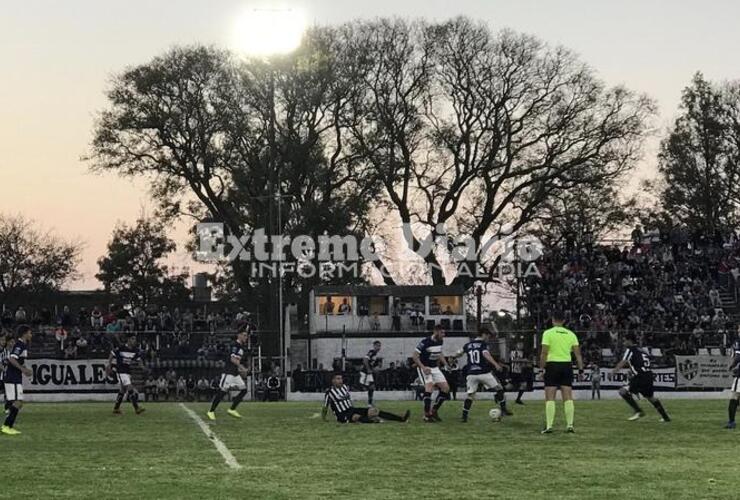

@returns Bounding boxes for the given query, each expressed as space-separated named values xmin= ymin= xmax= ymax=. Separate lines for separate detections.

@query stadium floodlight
xmin=233 ymin=6 xmax=306 ymax=56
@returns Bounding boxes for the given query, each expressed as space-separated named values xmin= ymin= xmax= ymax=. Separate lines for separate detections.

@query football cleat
xmin=135 ymin=408 xmax=146 ymax=415
xmin=112 ymin=408 xmax=122 ymax=415
xmin=206 ymin=411 xmax=216 ymax=421
xmin=502 ymin=408 xmax=514 ymax=416
xmin=659 ymin=417 xmax=670 ymax=423
xmin=724 ymin=421 xmax=736 ymax=429
xmin=226 ymin=409 xmax=242 ymax=419
xmin=402 ymin=410 xmax=411 ymax=422
xmin=1 ymin=425 xmax=20 ymax=435
xmin=628 ymin=412 xmax=644 ymax=421
xmin=566 ymin=427 xmax=575 ymax=433
xmin=515 ymin=400 xmax=525 ymax=405
xmin=541 ymin=428 xmax=553 ymax=434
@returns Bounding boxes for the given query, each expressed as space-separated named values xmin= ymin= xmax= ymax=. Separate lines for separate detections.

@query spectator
xmin=144 ymin=376 xmax=157 ymax=402
xmin=157 ymin=375 xmax=168 ymax=401
xmin=338 ymin=298 xmax=351 ymax=315
xmin=391 ymin=299 xmax=401 ymax=331
xmin=91 ymin=307 xmax=103 ymax=330
xmin=186 ymin=375 xmax=196 ymax=401
xmin=176 ymin=376 xmax=187 ymax=400
xmin=15 ymin=306 xmax=27 ymax=323
xmin=197 ymin=377 xmax=210 ymax=401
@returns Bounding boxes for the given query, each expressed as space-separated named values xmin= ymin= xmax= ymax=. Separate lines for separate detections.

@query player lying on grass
xmin=612 ymin=334 xmax=670 ymax=422
xmin=725 ymin=335 xmax=740 ymax=429
xmin=322 ymin=373 xmax=410 ymax=424
xmin=106 ymin=335 xmax=146 ymax=415
xmin=450 ymin=328 xmax=511 ymax=422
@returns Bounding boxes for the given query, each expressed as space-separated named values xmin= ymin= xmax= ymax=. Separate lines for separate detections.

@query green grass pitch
xmin=3 ymin=399 xmax=738 ymax=499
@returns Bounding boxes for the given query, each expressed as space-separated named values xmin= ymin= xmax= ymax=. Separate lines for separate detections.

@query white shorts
xmin=466 ymin=373 xmax=501 ymax=394
xmin=417 ymin=367 xmax=447 ymax=386
xmin=4 ymin=383 xmax=24 ymax=401
xmin=117 ymin=373 xmax=132 ymax=387
xmin=219 ymin=373 xmax=247 ymax=391
xmin=359 ymin=372 xmax=375 ymax=386
xmin=731 ymin=377 xmax=740 ymax=394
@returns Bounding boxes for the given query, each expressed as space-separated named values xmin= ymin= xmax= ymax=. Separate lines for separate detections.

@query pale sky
xmin=1 ymin=0 xmax=739 ymax=289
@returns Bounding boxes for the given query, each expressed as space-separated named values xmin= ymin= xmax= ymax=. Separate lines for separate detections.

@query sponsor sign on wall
xmin=675 ymin=355 xmax=733 ymax=389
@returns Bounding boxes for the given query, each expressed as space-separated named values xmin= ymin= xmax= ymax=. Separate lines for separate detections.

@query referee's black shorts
xmin=628 ymin=372 xmax=654 ymax=398
xmin=544 ymin=362 xmax=573 ymax=387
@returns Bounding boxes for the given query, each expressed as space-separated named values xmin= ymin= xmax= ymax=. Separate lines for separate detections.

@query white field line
xmin=179 ymin=403 xmax=242 ymax=470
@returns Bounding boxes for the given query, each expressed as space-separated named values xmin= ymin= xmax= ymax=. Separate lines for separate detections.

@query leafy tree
xmin=96 ymin=217 xmax=189 ymax=308
xmin=658 ymin=72 xmax=740 ymax=231
xmin=0 ymin=214 xmax=80 ymax=297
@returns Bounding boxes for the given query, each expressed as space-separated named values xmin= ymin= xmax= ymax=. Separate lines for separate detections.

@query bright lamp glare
xmin=234 ymin=8 xmax=306 ymax=56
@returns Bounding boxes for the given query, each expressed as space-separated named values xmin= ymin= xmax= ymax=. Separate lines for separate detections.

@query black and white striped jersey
xmin=0 ymin=348 xmax=8 ymax=382
xmin=622 ymin=346 xmax=651 ymax=375
xmin=731 ymin=340 xmax=740 ymax=378
xmin=363 ymin=348 xmax=381 ymax=372
xmin=324 ymin=384 xmax=354 ymax=418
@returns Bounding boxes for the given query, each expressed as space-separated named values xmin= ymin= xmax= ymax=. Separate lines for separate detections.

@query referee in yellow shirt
xmin=539 ymin=312 xmax=583 ymax=434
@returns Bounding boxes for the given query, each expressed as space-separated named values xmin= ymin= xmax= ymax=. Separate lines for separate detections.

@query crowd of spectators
xmin=0 ymin=303 xmax=257 ymax=361
xmin=525 ymin=226 xmax=740 ymax=359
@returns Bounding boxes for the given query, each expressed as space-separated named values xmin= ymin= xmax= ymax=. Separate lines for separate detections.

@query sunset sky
xmin=1 ymin=0 xmax=739 ymax=289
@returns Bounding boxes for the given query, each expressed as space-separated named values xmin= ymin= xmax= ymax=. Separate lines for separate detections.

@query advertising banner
xmin=532 ymin=367 xmax=676 ymax=390
xmin=675 ymin=355 xmax=733 ymax=389
xmin=24 ymin=358 xmax=119 ymax=394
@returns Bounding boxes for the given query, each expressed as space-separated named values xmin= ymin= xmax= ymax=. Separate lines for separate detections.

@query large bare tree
xmin=346 ymin=18 xmax=654 ymax=286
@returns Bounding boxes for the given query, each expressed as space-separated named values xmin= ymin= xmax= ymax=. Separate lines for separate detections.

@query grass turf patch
xmin=2 ymin=399 xmax=737 ymax=499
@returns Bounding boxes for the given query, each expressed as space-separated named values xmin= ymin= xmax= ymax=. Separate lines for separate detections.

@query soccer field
xmin=3 ymin=399 xmax=737 ymax=499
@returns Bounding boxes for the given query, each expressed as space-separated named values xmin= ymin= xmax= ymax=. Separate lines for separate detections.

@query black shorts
xmin=337 ymin=407 xmax=370 ymax=423
xmin=544 ymin=362 xmax=573 ymax=387
xmin=628 ymin=372 xmax=654 ymax=398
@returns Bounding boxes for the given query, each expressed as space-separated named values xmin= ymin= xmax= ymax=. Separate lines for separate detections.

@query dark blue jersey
xmin=462 ymin=339 xmax=492 ymax=375
xmin=5 ymin=340 xmax=28 ymax=384
xmin=225 ymin=341 xmax=246 ymax=375
xmin=622 ymin=346 xmax=651 ymax=375
xmin=415 ymin=336 xmax=444 ymax=368
xmin=112 ymin=346 xmax=141 ymax=374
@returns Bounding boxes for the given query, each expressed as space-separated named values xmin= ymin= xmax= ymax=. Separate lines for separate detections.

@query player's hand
xmin=23 ymin=367 xmax=33 ymax=377
xmin=422 ymin=367 xmax=431 ymax=375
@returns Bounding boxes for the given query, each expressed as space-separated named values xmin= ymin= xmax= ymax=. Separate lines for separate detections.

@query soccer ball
xmin=489 ymin=408 xmax=502 ymax=421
